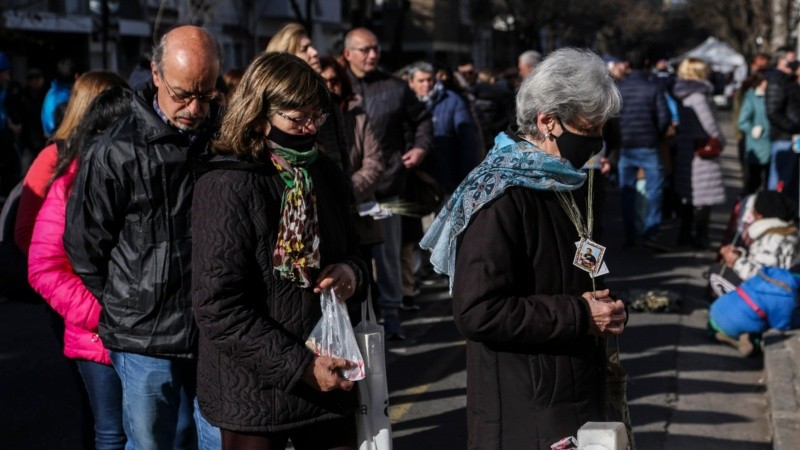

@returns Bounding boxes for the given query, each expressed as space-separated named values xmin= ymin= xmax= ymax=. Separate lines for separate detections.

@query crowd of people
xmin=2 ymin=20 xmax=800 ymax=450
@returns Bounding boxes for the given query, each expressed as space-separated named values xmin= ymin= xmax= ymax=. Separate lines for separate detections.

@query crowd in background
xmin=3 ymin=20 xmax=800 ymax=450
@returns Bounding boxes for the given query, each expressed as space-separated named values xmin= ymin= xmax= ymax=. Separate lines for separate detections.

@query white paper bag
xmin=353 ymin=292 xmax=393 ymax=450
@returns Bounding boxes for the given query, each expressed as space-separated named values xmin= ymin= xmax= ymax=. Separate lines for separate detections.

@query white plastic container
xmin=577 ymin=422 xmax=629 ymax=450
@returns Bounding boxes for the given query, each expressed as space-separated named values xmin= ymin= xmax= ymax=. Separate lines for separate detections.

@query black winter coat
xmin=453 ymin=185 xmax=607 ymax=450
xmin=191 ymin=154 xmax=366 ymax=432
xmin=346 ymin=67 xmax=433 ymax=198
xmin=765 ymin=71 xmax=800 ymax=141
xmin=63 ymin=91 xmax=217 ymax=357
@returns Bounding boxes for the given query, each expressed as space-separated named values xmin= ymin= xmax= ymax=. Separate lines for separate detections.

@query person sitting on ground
xmin=709 ymin=266 xmax=800 ymax=357
xmin=709 ymin=191 xmax=799 ymax=298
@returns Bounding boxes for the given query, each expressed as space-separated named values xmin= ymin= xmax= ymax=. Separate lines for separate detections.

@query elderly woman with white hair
xmin=421 ymin=47 xmax=628 ymax=449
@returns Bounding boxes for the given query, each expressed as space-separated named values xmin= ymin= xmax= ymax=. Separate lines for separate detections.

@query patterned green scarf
xmin=270 ymin=146 xmax=320 ymax=288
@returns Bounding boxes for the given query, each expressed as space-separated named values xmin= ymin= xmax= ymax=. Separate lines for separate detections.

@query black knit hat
xmin=754 ymin=191 xmax=798 ymax=221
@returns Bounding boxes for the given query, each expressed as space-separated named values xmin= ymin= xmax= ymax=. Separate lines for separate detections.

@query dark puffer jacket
xmin=191 ymin=154 xmax=366 ymax=432
xmin=453 ymin=185 xmax=608 ymax=450
xmin=618 ymin=70 xmax=670 ymax=149
xmin=63 ymin=90 xmax=217 ymax=357
xmin=765 ymin=71 xmax=800 ymax=141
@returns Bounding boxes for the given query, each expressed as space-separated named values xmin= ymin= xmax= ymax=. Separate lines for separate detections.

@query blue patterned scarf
xmin=420 ymin=132 xmax=587 ymax=293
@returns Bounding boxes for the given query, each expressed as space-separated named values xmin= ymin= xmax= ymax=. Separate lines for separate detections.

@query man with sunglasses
xmin=343 ymin=27 xmax=433 ymax=340
xmin=64 ymin=25 xmax=222 ymax=449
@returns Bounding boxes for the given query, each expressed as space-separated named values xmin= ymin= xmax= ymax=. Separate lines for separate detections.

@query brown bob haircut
xmin=213 ymin=52 xmax=330 ymax=162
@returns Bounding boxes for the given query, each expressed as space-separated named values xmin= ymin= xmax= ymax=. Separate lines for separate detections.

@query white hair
xmin=407 ymin=61 xmax=434 ymax=80
xmin=516 ymin=48 xmax=622 ymax=138
xmin=518 ymin=50 xmax=542 ymax=69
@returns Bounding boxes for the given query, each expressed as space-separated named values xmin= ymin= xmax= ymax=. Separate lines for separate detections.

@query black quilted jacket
xmin=191 ymin=153 xmax=365 ymax=432
xmin=765 ymin=71 xmax=800 ymax=141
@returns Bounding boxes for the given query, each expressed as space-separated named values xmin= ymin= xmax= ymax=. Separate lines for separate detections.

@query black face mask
xmin=267 ymin=125 xmax=316 ymax=151
xmin=554 ymin=119 xmax=604 ymax=169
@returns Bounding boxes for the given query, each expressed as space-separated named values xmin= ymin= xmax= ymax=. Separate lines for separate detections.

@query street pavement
xmin=0 ymin=112 xmax=775 ymax=449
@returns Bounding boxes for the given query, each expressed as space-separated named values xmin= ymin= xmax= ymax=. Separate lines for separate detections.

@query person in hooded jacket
xmin=192 ymin=52 xmax=367 ymax=450
xmin=673 ymin=57 xmax=726 ymax=249
xmin=709 ymin=191 xmax=799 ymax=297
xmin=421 ymin=48 xmax=627 ymax=450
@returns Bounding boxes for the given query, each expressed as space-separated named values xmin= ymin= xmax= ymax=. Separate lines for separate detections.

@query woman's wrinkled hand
xmin=582 ymin=289 xmax=626 ymax=337
xmin=313 ymin=263 xmax=356 ymax=301
xmin=302 ymin=356 xmax=355 ymax=392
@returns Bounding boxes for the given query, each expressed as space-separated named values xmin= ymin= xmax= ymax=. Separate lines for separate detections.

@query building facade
xmin=1 ymin=0 xmax=513 ymax=85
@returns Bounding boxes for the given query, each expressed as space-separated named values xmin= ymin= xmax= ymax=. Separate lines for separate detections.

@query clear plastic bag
xmin=305 ymin=289 xmax=366 ymax=381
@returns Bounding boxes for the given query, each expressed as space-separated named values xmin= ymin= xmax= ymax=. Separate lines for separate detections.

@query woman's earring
xmin=545 ymin=131 xmax=553 ymax=140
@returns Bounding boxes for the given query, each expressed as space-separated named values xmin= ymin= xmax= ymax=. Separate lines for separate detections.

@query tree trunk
xmin=772 ymin=0 xmax=788 ymax=50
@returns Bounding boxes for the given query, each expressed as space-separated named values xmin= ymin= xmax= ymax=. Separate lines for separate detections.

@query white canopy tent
xmin=670 ymin=36 xmax=748 ymax=84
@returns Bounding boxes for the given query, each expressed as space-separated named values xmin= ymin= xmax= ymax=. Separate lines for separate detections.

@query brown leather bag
xmin=694 ymin=137 xmax=722 ymax=159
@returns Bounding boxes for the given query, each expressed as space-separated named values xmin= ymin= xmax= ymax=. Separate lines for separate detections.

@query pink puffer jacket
xmin=28 ymin=161 xmax=110 ymax=365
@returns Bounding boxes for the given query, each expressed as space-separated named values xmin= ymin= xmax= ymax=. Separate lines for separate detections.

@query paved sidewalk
xmin=764 ymin=329 xmax=800 ymax=450
xmin=603 ymin=110 xmax=772 ymax=448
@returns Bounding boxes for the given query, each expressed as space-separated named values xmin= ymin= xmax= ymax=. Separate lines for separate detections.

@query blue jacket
xmin=709 ymin=267 xmax=800 ymax=337
xmin=618 ymin=70 xmax=670 ymax=149
xmin=427 ymin=85 xmax=480 ymax=193
xmin=41 ymin=80 xmax=72 ymax=137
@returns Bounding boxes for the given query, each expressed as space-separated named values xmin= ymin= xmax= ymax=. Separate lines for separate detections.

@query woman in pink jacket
xmin=28 ymin=86 xmax=131 ymax=450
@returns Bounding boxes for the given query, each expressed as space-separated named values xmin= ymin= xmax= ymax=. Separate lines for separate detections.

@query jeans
xmin=110 ymin=351 xmax=221 ymax=450
xmin=76 ymin=360 xmax=126 ymax=450
xmin=618 ymin=147 xmax=664 ymax=239
xmin=371 ymin=213 xmax=403 ymax=311
xmin=767 ymin=140 xmax=799 ymax=198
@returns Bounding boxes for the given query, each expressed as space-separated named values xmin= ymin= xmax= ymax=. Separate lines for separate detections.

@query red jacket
xmin=15 ymin=142 xmax=58 ymax=254
xmin=28 ymin=160 xmax=109 ymax=364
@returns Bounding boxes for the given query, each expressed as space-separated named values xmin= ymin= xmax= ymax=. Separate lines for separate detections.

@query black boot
xmin=676 ymin=202 xmax=694 ymax=246
xmin=694 ymin=206 xmax=711 ymax=249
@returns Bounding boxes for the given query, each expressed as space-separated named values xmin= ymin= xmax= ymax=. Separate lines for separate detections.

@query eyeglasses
xmin=275 ymin=111 xmax=328 ymax=129
xmin=160 ymin=74 xmax=218 ymax=105
xmin=350 ymin=45 xmax=380 ymax=55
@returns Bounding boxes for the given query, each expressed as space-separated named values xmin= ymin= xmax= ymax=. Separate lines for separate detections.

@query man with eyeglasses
xmin=343 ymin=27 xmax=433 ymax=340
xmin=64 ymin=25 xmax=222 ymax=449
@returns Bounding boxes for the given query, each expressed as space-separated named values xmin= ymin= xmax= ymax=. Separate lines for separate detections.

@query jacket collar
xmin=131 ymin=89 xmax=219 ymax=145
xmin=748 ymin=217 xmax=794 ymax=239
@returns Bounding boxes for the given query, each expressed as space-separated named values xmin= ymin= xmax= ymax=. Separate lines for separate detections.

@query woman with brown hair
xmin=267 ymin=23 xmax=351 ymax=174
xmin=192 ymin=52 xmax=366 ymax=450
xmin=14 ymin=70 xmax=128 ymax=253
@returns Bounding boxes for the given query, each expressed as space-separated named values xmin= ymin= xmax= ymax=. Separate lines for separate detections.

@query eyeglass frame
xmin=274 ymin=110 xmax=328 ymax=129
xmin=158 ymin=71 xmax=219 ymax=105
xmin=349 ymin=45 xmax=381 ymax=55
